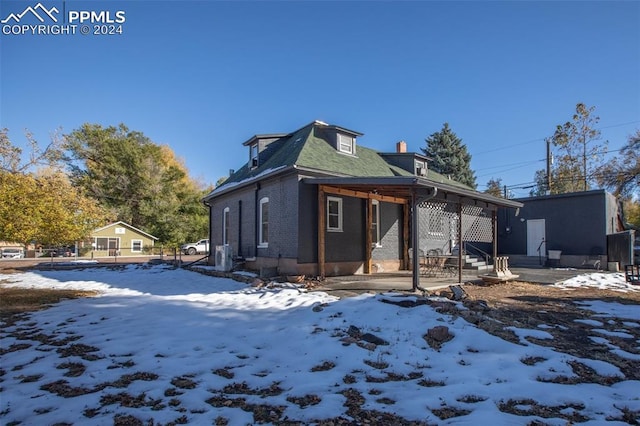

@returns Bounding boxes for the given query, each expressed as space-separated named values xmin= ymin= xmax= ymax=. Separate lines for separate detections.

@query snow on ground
xmin=553 ymin=271 xmax=639 ymax=292
xmin=1 ymin=265 xmax=639 ymax=425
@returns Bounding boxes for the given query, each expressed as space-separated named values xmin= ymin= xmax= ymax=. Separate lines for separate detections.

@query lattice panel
xmin=461 ymin=205 xmax=493 ymax=243
xmin=417 ymin=201 xmax=454 ymax=244
xmin=417 ymin=202 xmax=493 ymax=246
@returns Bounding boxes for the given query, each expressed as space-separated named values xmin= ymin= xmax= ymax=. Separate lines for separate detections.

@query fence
xmin=30 ymin=246 xmax=196 ymax=263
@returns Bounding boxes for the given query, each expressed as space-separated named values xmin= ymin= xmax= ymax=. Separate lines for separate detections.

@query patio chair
xmin=442 ymin=256 xmax=459 ymax=277
xmin=409 ymin=249 xmax=430 ymax=275
xmin=625 ymin=265 xmax=639 ymax=285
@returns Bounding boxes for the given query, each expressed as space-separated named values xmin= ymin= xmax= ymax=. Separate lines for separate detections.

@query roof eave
xmin=303 ymin=176 xmax=523 ymax=209
xmin=203 ymin=165 xmax=296 ymax=201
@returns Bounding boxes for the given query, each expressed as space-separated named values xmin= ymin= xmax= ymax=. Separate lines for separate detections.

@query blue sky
xmin=2 ymin=1 xmax=639 ymax=197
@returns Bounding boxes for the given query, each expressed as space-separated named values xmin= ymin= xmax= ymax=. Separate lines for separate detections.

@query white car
xmin=1 ymin=248 xmax=24 ymax=259
xmin=180 ymin=239 xmax=209 ymax=255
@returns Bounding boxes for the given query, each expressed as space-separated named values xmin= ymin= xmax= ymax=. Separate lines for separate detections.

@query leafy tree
xmin=0 ymin=130 xmax=105 ymax=247
xmin=1 ymin=128 xmax=64 ymax=173
xmin=484 ymin=177 xmax=503 ymax=198
xmin=422 ymin=123 xmax=476 ymax=188
xmin=541 ymin=103 xmax=607 ymax=194
xmin=31 ymin=170 xmax=106 ymax=246
xmin=595 ymin=130 xmax=639 ymax=198
xmin=64 ymin=124 xmax=209 ymax=245
xmin=215 ymin=176 xmax=228 ymax=188
xmin=621 ymin=198 xmax=640 ymax=229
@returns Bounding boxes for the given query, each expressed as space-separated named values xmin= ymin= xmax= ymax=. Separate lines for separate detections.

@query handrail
xmin=463 ymin=242 xmax=491 ymax=265
xmin=537 ymin=238 xmax=546 ymax=265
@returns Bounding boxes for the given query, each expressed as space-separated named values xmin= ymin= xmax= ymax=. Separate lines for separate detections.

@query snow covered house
xmin=203 ymin=120 xmax=521 ymax=285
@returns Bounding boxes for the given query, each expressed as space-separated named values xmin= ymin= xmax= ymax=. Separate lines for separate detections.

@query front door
xmin=108 ymin=238 xmax=119 ymax=256
xmin=526 ymin=219 xmax=546 ymax=257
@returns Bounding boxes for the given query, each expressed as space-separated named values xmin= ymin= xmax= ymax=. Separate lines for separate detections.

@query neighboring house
xmin=498 ymin=190 xmax=630 ymax=268
xmin=91 ymin=221 xmax=158 ymax=256
xmin=203 ymin=120 xmax=521 ymax=285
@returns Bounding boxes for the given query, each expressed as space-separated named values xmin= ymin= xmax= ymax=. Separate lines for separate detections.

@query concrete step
xmin=462 ymin=255 xmax=490 ymax=271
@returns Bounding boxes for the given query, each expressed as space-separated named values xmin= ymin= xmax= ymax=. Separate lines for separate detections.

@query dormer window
xmin=250 ymin=143 xmax=259 ymax=168
xmin=338 ymin=133 xmax=355 ymax=155
xmin=243 ymin=133 xmax=288 ymax=170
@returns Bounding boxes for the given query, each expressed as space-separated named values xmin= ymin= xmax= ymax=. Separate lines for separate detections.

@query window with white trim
xmin=337 ymin=133 xmax=355 ymax=154
xmin=258 ymin=197 xmax=269 ymax=247
xmin=223 ymin=207 xmax=230 ymax=245
xmin=371 ymin=200 xmax=380 ymax=246
xmin=327 ymin=196 xmax=343 ymax=232
xmin=131 ymin=239 xmax=143 ymax=252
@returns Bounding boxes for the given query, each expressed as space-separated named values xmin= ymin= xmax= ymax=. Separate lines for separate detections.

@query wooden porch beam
xmin=321 ymin=185 xmax=408 ymax=205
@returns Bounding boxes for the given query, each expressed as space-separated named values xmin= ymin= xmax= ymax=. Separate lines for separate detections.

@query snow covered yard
xmin=1 ymin=265 xmax=639 ymax=425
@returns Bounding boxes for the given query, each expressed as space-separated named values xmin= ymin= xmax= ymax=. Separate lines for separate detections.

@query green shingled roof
xmin=217 ymin=121 xmax=471 ymax=191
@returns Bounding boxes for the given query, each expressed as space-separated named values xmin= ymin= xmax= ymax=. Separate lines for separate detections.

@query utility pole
xmin=582 ymin=133 xmax=587 ymax=191
xmin=546 ymin=139 xmax=552 ymax=194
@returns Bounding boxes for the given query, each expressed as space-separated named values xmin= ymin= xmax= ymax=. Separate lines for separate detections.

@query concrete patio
xmin=315 ymin=266 xmax=607 ymax=298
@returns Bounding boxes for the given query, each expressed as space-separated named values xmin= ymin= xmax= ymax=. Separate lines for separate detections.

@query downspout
xmin=412 ymin=185 xmax=438 ymax=292
xmin=238 ymin=200 xmax=242 ymax=257
xmin=202 ymin=198 xmax=212 ymax=265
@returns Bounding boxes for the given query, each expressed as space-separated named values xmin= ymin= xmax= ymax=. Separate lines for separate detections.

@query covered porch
xmin=305 ymin=176 xmax=523 ymax=291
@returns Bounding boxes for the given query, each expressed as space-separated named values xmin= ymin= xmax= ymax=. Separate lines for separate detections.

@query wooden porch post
xmin=318 ymin=186 xmax=326 ymax=278
xmin=365 ymin=198 xmax=372 ymax=274
xmin=411 ymin=192 xmax=420 ymax=291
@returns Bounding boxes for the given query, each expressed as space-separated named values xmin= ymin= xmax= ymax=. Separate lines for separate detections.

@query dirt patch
xmin=0 ymin=286 xmax=98 ymax=316
xmin=437 ymin=280 xmax=640 ymax=381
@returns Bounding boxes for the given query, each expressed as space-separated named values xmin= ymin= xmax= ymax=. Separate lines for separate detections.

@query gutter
xmin=203 ymin=165 xmax=294 ymax=201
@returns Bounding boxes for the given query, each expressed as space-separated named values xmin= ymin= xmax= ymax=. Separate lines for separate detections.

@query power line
xmin=471 ymin=120 xmax=640 ymax=156
xmin=475 ymin=145 xmax=628 ymax=183
xmin=475 ymin=159 xmax=545 ymax=179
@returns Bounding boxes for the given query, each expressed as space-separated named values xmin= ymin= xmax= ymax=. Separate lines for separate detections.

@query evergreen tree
xmin=422 ymin=123 xmax=477 ymax=188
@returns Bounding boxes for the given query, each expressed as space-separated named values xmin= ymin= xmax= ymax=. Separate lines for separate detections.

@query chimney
xmin=396 ymin=140 xmax=407 ymax=153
